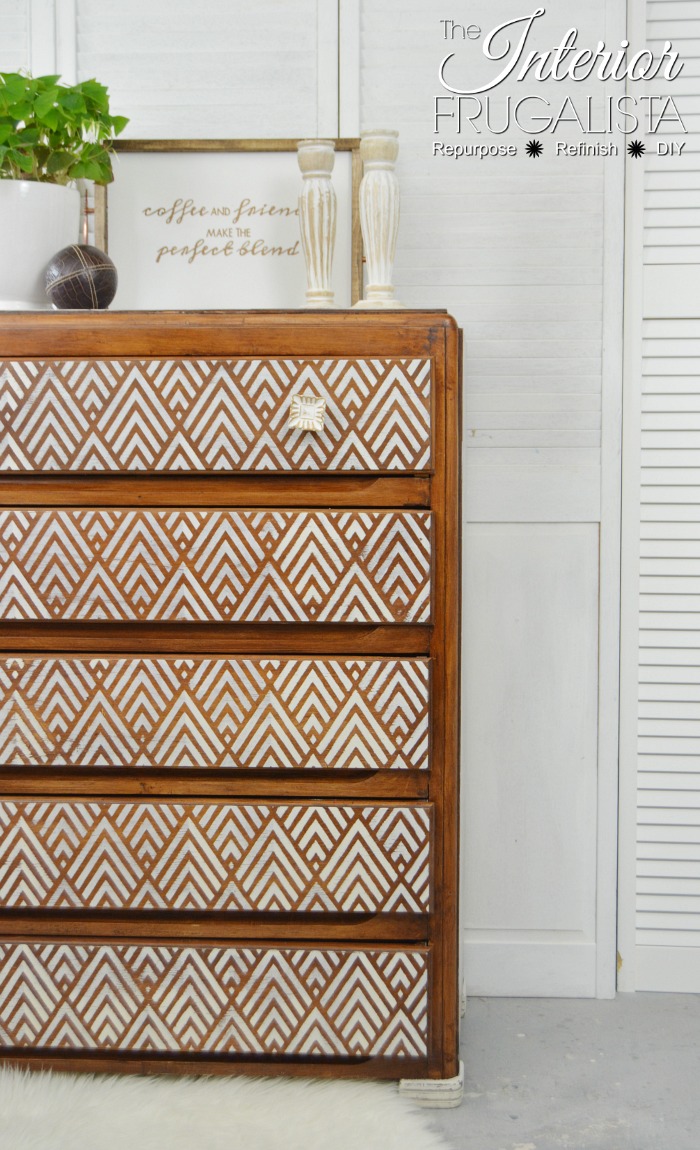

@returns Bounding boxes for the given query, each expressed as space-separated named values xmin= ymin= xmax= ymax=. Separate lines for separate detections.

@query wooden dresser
xmin=0 ymin=310 xmax=461 ymax=1091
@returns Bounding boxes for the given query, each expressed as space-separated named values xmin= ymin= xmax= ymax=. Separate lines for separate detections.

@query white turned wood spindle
xmin=355 ymin=129 xmax=403 ymax=309
xmin=297 ymin=139 xmax=337 ymax=308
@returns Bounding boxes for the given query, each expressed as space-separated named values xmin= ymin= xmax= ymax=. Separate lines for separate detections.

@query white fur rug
xmin=0 ymin=1067 xmax=451 ymax=1150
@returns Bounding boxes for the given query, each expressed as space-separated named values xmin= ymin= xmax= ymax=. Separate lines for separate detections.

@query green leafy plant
xmin=0 ymin=72 xmax=128 ymax=185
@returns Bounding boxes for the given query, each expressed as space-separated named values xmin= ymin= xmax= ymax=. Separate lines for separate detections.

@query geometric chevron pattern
xmin=0 ymin=656 xmax=430 ymax=770
xmin=0 ymin=358 xmax=432 ymax=471
xmin=0 ymin=801 xmax=432 ymax=913
xmin=0 ymin=509 xmax=432 ymax=623
xmin=0 ymin=943 xmax=429 ymax=1058
xmin=0 ymin=311 xmax=462 ymax=1082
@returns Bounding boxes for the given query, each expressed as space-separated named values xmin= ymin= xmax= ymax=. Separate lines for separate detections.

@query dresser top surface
xmin=0 ymin=309 xmax=459 ymax=357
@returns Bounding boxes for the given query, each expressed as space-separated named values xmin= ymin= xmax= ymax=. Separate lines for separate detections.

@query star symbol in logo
xmin=627 ymin=139 xmax=645 ymax=158
xmin=525 ymin=139 xmax=543 ymax=158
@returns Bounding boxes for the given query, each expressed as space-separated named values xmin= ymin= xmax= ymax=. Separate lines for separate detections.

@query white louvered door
xmin=633 ymin=322 xmax=700 ymax=991
xmin=619 ymin=0 xmax=700 ymax=992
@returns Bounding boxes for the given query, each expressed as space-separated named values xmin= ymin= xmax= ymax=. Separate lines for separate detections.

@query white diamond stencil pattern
xmin=0 ymin=358 xmax=432 ymax=471
xmin=0 ymin=656 xmax=429 ymax=770
xmin=0 ymin=943 xmax=429 ymax=1057
xmin=0 ymin=509 xmax=431 ymax=623
xmin=0 ymin=801 xmax=431 ymax=914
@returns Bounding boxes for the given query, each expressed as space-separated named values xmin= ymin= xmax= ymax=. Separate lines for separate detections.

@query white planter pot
xmin=0 ymin=181 xmax=81 ymax=310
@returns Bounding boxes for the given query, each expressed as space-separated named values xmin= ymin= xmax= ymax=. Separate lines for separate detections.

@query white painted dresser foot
xmin=398 ymin=1061 xmax=464 ymax=1108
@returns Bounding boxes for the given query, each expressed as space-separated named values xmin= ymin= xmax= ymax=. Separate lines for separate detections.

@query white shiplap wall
xmin=0 ymin=0 xmax=28 ymax=71
xmin=361 ymin=0 xmax=624 ymax=996
xmin=4 ymin=0 xmax=331 ymax=136
xmin=619 ymin=0 xmax=700 ymax=993
xmin=76 ymin=0 xmax=332 ymax=138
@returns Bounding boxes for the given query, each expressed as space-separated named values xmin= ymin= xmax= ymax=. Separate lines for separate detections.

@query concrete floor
xmin=430 ymin=995 xmax=700 ymax=1150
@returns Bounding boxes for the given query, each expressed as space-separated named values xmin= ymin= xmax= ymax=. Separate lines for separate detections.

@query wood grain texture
xmin=0 ymin=312 xmax=448 ymax=358
xmin=0 ymin=509 xmax=432 ymax=624
xmin=0 ymin=357 xmax=431 ymax=472
xmin=0 ymin=655 xmax=430 ymax=771
xmin=0 ymin=772 xmax=429 ymax=802
xmin=422 ymin=315 xmax=463 ymax=1075
xmin=0 ymin=310 xmax=460 ymax=1081
xmin=0 ymin=1050 xmax=430 ymax=1079
xmin=0 ymin=623 xmax=432 ymax=656
xmin=0 ymin=799 xmax=432 ymax=914
xmin=0 ymin=940 xmax=429 ymax=1059
xmin=440 ymin=317 xmax=463 ymax=1075
xmin=0 ymin=915 xmax=430 ymax=943
xmin=0 ymin=475 xmax=431 ymax=509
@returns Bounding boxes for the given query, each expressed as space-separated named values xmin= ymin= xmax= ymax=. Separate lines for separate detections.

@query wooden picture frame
xmin=96 ymin=139 xmax=362 ymax=309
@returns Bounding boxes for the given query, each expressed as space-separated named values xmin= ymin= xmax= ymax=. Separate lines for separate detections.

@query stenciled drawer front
xmin=0 ymin=800 xmax=432 ymax=914
xmin=0 ymin=509 xmax=431 ymax=623
xmin=0 ymin=942 xmax=429 ymax=1058
xmin=0 ymin=357 xmax=432 ymax=471
xmin=0 ymin=656 xmax=429 ymax=771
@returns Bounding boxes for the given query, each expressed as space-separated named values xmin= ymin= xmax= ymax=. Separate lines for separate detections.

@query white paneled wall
xmin=360 ymin=0 xmax=624 ymax=995
xmin=0 ymin=0 xmax=628 ymax=997
xmin=0 ymin=0 xmax=28 ymax=71
xmin=462 ymin=524 xmax=600 ymax=994
xmin=75 ymin=0 xmax=330 ymax=138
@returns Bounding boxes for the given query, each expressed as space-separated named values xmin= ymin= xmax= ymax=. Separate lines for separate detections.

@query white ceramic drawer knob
xmin=288 ymin=392 xmax=326 ymax=432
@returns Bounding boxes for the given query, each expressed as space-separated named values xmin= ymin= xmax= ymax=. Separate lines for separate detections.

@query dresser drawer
xmin=0 ymin=311 xmax=461 ymax=1086
xmin=0 ymin=656 xmax=430 ymax=771
xmin=0 ymin=941 xmax=429 ymax=1058
xmin=0 ymin=800 xmax=432 ymax=914
xmin=0 ymin=509 xmax=431 ymax=623
xmin=0 ymin=357 xmax=432 ymax=472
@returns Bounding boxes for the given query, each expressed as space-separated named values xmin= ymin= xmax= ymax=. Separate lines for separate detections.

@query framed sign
xmin=98 ymin=139 xmax=362 ymax=309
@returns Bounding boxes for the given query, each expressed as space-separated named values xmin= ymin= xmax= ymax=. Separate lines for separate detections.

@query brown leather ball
xmin=45 ymin=244 xmax=118 ymax=310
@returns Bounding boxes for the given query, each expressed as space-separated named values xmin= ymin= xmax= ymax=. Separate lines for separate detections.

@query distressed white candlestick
xmin=297 ymin=139 xmax=337 ymax=308
xmin=355 ymin=129 xmax=403 ymax=309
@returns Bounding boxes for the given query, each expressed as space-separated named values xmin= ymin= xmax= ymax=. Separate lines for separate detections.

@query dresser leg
xmin=397 ymin=1060 xmax=464 ymax=1108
